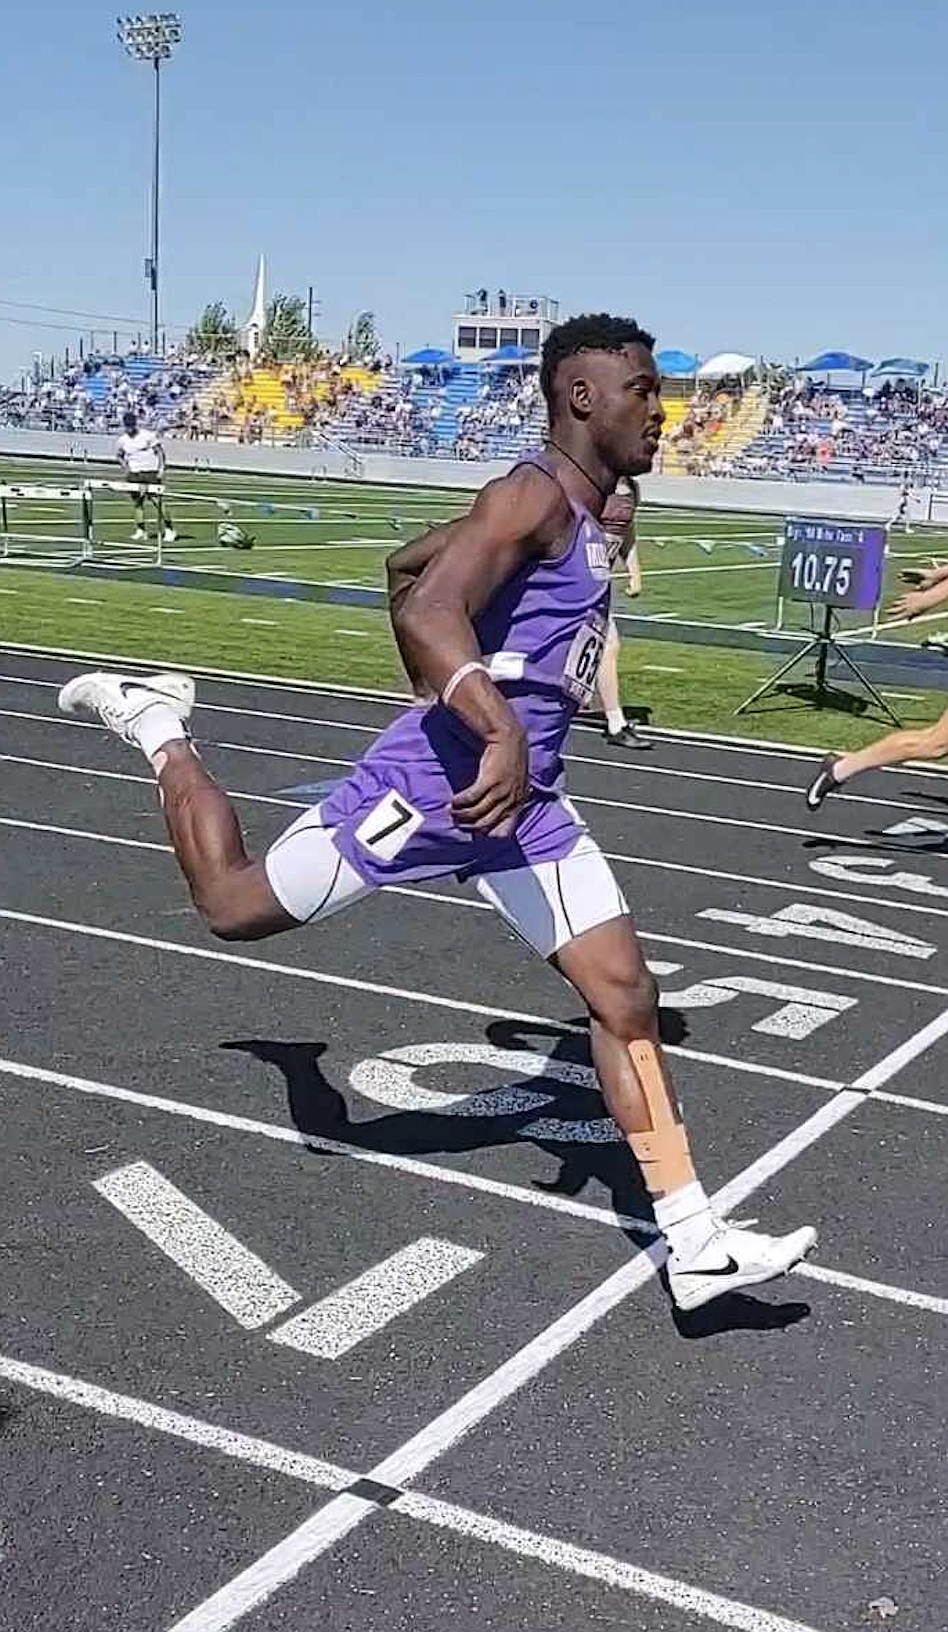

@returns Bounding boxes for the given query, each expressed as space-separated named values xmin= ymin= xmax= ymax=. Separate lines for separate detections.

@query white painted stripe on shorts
xmin=269 ymin=1238 xmax=483 ymax=1359
xmin=94 ymin=1161 xmax=300 ymax=1328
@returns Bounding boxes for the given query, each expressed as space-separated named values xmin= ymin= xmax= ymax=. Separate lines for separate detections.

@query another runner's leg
xmin=553 ymin=913 xmax=815 ymax=1309
xmin=806 ymin=701 xmax=948 ymax=809
xmin=598 ymin=617 xmax=649 ymax=750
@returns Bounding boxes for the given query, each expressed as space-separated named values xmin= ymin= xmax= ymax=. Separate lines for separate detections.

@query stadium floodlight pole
xmin=117 ymin=13 xmax=183 ymax=355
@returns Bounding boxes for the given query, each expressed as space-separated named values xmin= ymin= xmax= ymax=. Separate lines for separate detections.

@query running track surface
xmin=1 ymin=645 xmax=947 ymax=1632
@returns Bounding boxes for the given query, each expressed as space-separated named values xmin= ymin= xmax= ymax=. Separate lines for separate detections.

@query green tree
xmin=186 ymin=301 xmax=238 ymax=361
xmin=260 ymin=293 xmax=315 ymax=363
xmin=347 ymin=310 xmax=381 ymax=363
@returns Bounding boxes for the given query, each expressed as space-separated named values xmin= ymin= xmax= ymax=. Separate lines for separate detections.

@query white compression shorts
xmin=264 ymin=806 xmax=629 ymax=961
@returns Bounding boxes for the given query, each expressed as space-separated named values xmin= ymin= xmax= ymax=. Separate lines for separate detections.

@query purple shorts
xmin=318 ymin=702 xmax=584 ymax=887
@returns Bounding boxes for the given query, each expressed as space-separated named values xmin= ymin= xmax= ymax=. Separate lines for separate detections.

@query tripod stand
xmin=735 ymin=604 xmax=901 ymax=723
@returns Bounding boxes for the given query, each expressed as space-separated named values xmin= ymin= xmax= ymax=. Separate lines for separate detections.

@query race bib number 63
xmin=563 ymin=613 xmax=608 ymax=705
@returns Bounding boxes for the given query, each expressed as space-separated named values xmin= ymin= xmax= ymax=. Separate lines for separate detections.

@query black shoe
xmin=805 ymin=752 xmax=843 ymax=811
xmin=603 ymin=724 xmax=653 ymax=751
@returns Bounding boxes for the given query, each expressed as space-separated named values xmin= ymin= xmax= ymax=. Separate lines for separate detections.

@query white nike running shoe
xmin=163 ymin=527 xmax=177 ymax=543
xmin=667 ymin=1220 xmax=817 ymax=1312
xmin=131 ymin=527 xmax=147 ymax=542
xmin=57 ymin=670 xmax=195 ymax=746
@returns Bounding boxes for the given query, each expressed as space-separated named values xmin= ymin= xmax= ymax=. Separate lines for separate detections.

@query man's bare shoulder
xmin=472 ymin=460 xmax=571 ymax=543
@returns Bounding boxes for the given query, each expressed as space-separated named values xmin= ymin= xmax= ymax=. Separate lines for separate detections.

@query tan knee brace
xmin=625 ymin=1040 xmax=695 ymax=1197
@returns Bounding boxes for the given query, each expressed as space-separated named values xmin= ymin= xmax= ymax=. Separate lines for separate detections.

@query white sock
xmin=605 ymin=707 xmax=627 ymax=735
xmin=653 ymin=1180 xmax=715 ymax=1261
xmin=132 ymin=702 xmax=187 ymax=768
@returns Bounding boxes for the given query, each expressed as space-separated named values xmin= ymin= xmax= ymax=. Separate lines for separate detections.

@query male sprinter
xmin=59 ymin=315 xmax=815 ymax=1313
xmin=807 ymin=565 xmax=948 ymax=804
xmin=116 ymin=411 xmax=176 ymax=544
xmin=596 ymin=477 xmax=651 ymax=749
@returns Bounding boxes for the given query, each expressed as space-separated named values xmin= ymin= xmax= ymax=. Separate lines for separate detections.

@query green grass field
xmin=2 ymin=452 xmax=948 ymax=750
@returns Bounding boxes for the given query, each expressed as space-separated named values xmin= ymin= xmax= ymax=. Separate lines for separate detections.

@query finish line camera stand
xmin=735 ymin=604 xmax=901 ymax=724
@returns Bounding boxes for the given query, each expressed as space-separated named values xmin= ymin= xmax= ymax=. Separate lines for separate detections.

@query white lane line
xmin=0 ymin=1054 xmax=658 ymax=1233
xmin=396 ymin=1493 xmax=824 ymax=1632
xmin=334 ymin=628 xmax=373 ymax=638
xmin=240 ymin=618 xmax=279 ymax=627
xmin=795 ymin=1262 xmax=948 ymax=1316
xmin=8 ymin=1249 xmax=821 ymax=1632
xmin=2 ymin=1054 xmax=945 ymax=1318
xmin=94 ymin=1161 xmax=300 ymax=1328
xmin=0 ymin=704 xmax=922 ymax=849
xmin=6 ymin=644 xmax=948 ymax=786
xmin=0 ymin=907 xmax=845 ymax=1090
xmin=150 ymin=606 xmax=187 ymax=615
xmin=65 ymin=598 xmax=104 ymax=606
xmin=269 ymin=1238 xmax=483 ymax=1359
xmin=0 ymin=1354 xmax=355 ymax=1491
xmin=3 ymin=812 xmax=945 ymax=1001
xmin=185 ymin=1069 xmax=891 ymax=1632
xmin=714 ymin=1009 xmax=948 ymax=1220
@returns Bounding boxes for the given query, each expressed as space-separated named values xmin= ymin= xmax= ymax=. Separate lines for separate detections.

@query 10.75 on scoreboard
xmin=778 ymin=518 xmax=886 ymax=612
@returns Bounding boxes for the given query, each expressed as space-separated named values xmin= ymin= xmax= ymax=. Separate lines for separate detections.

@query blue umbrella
xmin=799 ymin=351 xmax=874 ymax=373
xmin=655 ymin=348 xmax=698 ymax=377
xmin=483 ymin=343 xmax=538 ymax=366
xmin=400 ymin=347 xmax=457 ymax=367
xmin=871 ymin=357 xmax=929 ymax=378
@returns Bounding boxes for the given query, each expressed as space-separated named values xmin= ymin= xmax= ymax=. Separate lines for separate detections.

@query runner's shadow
xmin=223 ymin=1022 xmax=810 ymax=1339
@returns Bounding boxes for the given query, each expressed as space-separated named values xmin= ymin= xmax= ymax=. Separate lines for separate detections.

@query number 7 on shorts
xmin=354 ymin=790 xmax=425 ymax=862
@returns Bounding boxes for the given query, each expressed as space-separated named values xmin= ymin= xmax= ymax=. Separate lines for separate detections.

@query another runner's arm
xmin=890 ymin=578 xmax=948 ymax=621
xmin=386 ymin=522 xmax=463 ymax=694
xmin=602 ymin=481 xmax=641 ymax=595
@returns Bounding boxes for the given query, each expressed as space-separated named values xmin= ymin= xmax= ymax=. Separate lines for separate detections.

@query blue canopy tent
xmin=871 ymin=357 xmax=929 ymax=378
xmin=799 ymin=350 xmax=874 ymax=374
xmin=483 ymin=343 xmax=539 ymax=367
xmin=400 ymin=347 xmax=457 ymax=369
xmin=655 ymin=348 xmax=698 ymax=378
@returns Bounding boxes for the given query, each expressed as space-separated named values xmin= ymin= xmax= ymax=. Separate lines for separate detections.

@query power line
xmin=0 ymin=297 xmax=150 ymax=325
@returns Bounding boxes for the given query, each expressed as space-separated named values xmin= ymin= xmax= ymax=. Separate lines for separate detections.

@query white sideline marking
xmin=8 ymin=766 xmax=948 ymax=934
xmin=0 ymin=1353 xmax=355 ymax=1489
xmin=170 ymin=1039 xmax=927 ymax=1632
xmin=396 ymin=1493 xmax=825 ymax=1632
xmin=795 ymin=1262 xmax=948 ymax=1316
xmin=94 ymin=1161 xmax=299 ymax=1328
xmin=2 ymin=836 xmax=946 ymax=1001
xmin=6 ymin=693 xmax=943 ymax=822
xmin=0 ymin=1353 xmax=823 ymax=1632
xmin=6 ymin=643 xmax=948 ymax=781
xmin=0 ymin=906 xmax=845 ymax=1090
xmin=269 ymin=1238 xmax=483 ymax=1359
xmin=2 ymin=1053 xmax=946 ymax=1316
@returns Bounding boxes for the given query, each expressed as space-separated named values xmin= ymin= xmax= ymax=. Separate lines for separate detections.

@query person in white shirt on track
xmin=116 ymin=411 xmax=176 ymax=544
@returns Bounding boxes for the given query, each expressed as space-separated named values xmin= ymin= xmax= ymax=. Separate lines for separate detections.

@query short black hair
xmin=122 ymin=410 xmax=137 ymax=430
xmin=540 ymin=313 xmax=655 ymax=409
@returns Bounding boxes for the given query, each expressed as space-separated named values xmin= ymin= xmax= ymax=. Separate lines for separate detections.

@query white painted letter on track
xmin=809 ymin=853 xmax=948 ymax=901
xmin=658 ymin=975 xmax=856 ymax=1039
xmin=699 ymin=903 xmax=935 ymax=959
xmin=349 ymin=1043 xmax=621 ymax=1142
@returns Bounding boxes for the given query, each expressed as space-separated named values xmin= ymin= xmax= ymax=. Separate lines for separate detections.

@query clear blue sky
xmin=3 ymin=0 xmax=945 ymax=379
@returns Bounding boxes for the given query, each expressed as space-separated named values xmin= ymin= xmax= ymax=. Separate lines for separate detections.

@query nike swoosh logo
xmin=678 ymin=1255 xmax=740 ymax=1277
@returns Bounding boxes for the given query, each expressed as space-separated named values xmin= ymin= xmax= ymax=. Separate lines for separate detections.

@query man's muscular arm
xmin=390 ymin=466 xmax=566 ymax=833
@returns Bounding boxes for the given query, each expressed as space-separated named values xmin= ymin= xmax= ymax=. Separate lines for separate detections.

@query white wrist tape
xmin=441 ymin=660 xmax=489 ymax=707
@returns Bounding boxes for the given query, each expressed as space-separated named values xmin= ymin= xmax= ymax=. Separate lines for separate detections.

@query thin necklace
xmin=545 ymin=438 xmax=611 ymax=504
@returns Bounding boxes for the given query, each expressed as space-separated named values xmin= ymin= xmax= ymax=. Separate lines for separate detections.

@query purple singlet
xmin=319 ymin=453 xmax=611 ymax=884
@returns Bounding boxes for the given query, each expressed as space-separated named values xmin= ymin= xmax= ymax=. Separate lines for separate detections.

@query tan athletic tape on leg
xmin=625 ymin=1040 xmax=695 ymax=1197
